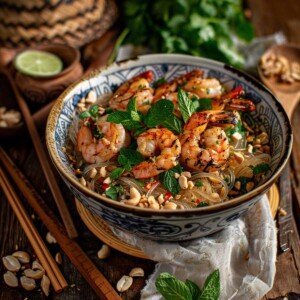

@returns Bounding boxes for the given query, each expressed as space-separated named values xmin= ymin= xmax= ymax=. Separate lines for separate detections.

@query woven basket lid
xmin=0 ymin=0 xmax=118 ymax=49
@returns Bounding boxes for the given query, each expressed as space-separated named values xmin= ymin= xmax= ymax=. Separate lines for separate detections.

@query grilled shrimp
xmin=132 ymin=128 xmax=181 ymax=179
xmin=109 ymin=70 xmax=154 ymax=113
xmin=180 ymin=111 xmax=237 ymax=171
xmin=212 ymin=86 xmax=256 ymax=112
xmin=77 ymin=118 xmax=129 ymax=164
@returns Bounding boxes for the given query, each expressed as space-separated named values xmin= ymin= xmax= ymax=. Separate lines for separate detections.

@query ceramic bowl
xmin=46 ymin=54 xmax=292 ymax=242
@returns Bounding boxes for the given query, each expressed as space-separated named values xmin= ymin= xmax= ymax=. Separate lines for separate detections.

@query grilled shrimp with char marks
xmin=109 ymin=70 xmax=154 ymax=113
xmin=77 ymin=117 xmax=130 ymax=164
xmin=132 ymin=128 xmax=181 ymax=179
xmin=180 ymin=111 xmax=237 ymax=171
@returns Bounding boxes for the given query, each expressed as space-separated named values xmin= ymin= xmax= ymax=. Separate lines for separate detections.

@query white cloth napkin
xmin=111 ymin=196 xmax=277 ymax=300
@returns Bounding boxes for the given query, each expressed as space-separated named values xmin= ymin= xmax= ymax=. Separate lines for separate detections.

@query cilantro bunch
xmin=121 ymin=0 xmax=254 ymax=68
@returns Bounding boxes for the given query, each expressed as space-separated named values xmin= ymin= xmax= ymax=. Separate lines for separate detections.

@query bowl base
xmin=75 ymin=185 xmax=279 ymax=260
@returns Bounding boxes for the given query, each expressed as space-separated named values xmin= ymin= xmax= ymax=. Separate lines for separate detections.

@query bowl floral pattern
xmin=47 ymin=54 xmax=292 ymax=241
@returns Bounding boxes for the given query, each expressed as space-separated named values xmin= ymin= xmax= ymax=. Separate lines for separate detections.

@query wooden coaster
xmin=76 ymin=184 xmax=279 ymax=260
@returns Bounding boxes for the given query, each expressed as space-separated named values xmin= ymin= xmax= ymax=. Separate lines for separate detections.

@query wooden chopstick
xmin=0 ymin=148 xmax=121 ymax=300
xmin=0 ymin=167 xmax=67 ymax=292
xmin=2 ymin=69 xmax=77 ymax=239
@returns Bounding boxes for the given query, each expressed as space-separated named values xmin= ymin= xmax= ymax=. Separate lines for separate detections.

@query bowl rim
xmin=46 ymin=53 xmax=293 ymax=215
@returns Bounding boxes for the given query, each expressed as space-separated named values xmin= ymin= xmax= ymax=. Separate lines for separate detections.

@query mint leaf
xmin=145 ymin=99 xmax=174 ymax=127
xmin=159 ymin=167 xmax=180 ymax=196
xmin=162 ymin=114 xmax=183 ymax=134
xmin=130 ymin=110 xmax=141 ymax=122
xmin=105 ymin=186 xmax=118 ymax=200
xmin=185 ymin=279 xmax=201 ymax=299
xmin=79 ymin=111 xmax=91 ymax=120
xmin=155 ymin=273 xmax=192 ymax=300
xmin=199 ymin=270 xmax=220 ymax=300
xmin=107 ymin=110 xmax=131 ymax=123
xmin=193 ymin=98 xmax=212 ymax=112
xmin=127 ymin=97 xmax=137 ymax=113
xmin=118 ymin=148 xmax=144 ymax=167
xmin=89 ymin=104 xmax=99 ymax=117
xmin=110 ymin=167 xmax=125 ymax=180
xmin=178 ymin=88 xmax=196 ymax=123
xmin=252 ymin=163 xmax=269 ymax=175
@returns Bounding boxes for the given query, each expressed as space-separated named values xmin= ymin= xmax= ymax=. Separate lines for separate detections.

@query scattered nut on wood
xmin=116 ymin=275 xmax=133 ymax=292
xmin=3 ymin=271 xmax=18 ymax=287
xmin=278 ymin=207 xmax=287 ymax=216
xmin=46 ymin=232 xmax=57 ymax=244
xmin=55 ymin=253 xmax=62 ymax=265
xmin=20 ymin=276 xmax=36 ymax=291
xmin=2 ymin=255 xmax=21 ymax=272
xmin=24 ymin=268 xmax=45 ymax=280
xmin=129 ymin=267 xmax=144 ymax=277
xmin=32 ymin=260 xmax=44 ymax=271
xmin=41 ymin=275 xmax=51 ymax=296
xmin=12 ymin=251 xmax=30 ymax=264
xmin=97 ymin=245 xmax=110 ymax=259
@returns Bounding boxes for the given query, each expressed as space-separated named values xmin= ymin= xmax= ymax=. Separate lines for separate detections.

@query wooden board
xmin=76 ymin=184 xmax=279 ymax=261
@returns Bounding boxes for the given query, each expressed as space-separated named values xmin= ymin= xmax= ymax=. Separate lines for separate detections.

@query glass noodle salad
xmin=65 ymin=69 xmax=271 ymax=210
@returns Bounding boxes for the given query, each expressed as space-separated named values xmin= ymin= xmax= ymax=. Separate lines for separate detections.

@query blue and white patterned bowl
xmin=46 ymin=54 xmax=292 ymax=241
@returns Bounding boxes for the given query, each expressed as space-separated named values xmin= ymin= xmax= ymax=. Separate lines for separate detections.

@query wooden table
xmin=1 ymin=1 xmax=300 ymax=299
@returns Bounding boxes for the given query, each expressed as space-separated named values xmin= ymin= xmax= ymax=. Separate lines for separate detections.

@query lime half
xmin=14 ymin=50 xmax=63 ymax=77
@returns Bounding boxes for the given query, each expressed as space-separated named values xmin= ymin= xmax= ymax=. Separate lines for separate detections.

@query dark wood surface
xmin=1 ymin=1 xmax=300 ymax=299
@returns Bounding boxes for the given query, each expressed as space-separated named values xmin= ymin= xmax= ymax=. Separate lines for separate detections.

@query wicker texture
xmin=0 ymin=0 xmax=118 ymax=48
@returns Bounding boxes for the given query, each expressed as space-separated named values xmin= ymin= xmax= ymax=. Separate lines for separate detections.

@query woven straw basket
xmin=0 ymin=0 xmax=118 ymax=49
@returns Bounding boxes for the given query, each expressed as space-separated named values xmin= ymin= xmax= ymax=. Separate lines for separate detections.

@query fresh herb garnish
xmin=109 ymin=167 xmax=125 ymax=180
xmin=177 ymin=88 xmax=196 ymax=123
xmin=153 ymin=77 xmax=167 ymax=88
xmin=225 ymin=120 xmax=246 ymax=141
xmin=155 ymin=269 xmax=220 ymax=300
xmin=122 ymin=1 xmax=253 ymax=68
xmin=89 ymin=104 xmax=100 ymax=117
xmin=144 ymin=99 xmax=174 ymax=127
xmin=158 ymin=165 xmax=182 ymax=196
xmin=197 ymin=201 xmax=208 ymax=207
xmin=252 ymin=163 xmax=269 ymax=175
xmin=193 ymin=98 xmax=212 ymax=112
xmin=108 ymin=98 xmax=183 ymax=134
xmin=79 ymin=110 xmax=91 ymax=120
xmin=105 ymin=185 xmax=118 ymax=200
xmin=195 ymin=180 xmax=203 ymax=187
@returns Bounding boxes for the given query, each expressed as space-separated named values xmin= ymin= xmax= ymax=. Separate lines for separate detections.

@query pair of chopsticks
xmin=0 ymin=147 xmax=121 ymax=300
xmin=0 ymin=165 xmax=67 ymax=292
xmin=2 ymin=68 xmax=77 ymax=239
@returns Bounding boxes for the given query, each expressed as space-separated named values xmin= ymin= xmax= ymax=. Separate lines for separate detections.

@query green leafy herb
xmin=178 ymin=88 xmax=196 ymax=123
xmin=109 ymin=167 xmax=125 ymax=180
xmin=127 ymin=97 xmax=137 ymax=113
xmin=153 ymin=77 xmax=167 ymax=88
xmin=155 ymin=273 xmax=192 ymax=300
xmin=107 ymin=110 xmax=142 ymax=131
xmin=195 ymin=180 xmax=203 ymax=187
xmin=199 ymin=269 xmax=220 ymax=300
xmin=89 ymin=104 xmax=99 ymax=117
xmin=252 ymin=163 xmax=270 ymax=175
xmin=185 ymin=279 xmax=201 ymax=299
xmin=118 ymin=148 xmax=144 ymax=168
xmin=105 ymin=186 xmax=118 ymax=200
xmin=158 ymin=165 xmax=181 ymax=196
xmin=162 ymin=114 xmax=183 ymax=134
xmin=193 ymin=98 xmax=212 ymax=112
xmin=155 ymin=269 xmax=220 ymax=300
xmin=122 ymin=0 xmax=254 ymax=67
xmin=225 ymin=120 xmax=246 ymax=141
xmin=197 ymin=201 xmax=208 ymax=207
xmin=144 ymin=99 xmax=174 ymax=127
xmin=79 ymin=111 xmax=91 ymax=120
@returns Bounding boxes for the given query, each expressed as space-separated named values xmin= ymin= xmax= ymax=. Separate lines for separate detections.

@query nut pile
xmin=2 ymin=251 xmax=50 ymax=296
xmin=116 ymin=267 xmax=145 ymax=292
xmin=260 ymin=53 xmax=300 ymax=83
xmin=0 ymin=107 xmax=22 ymax=128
